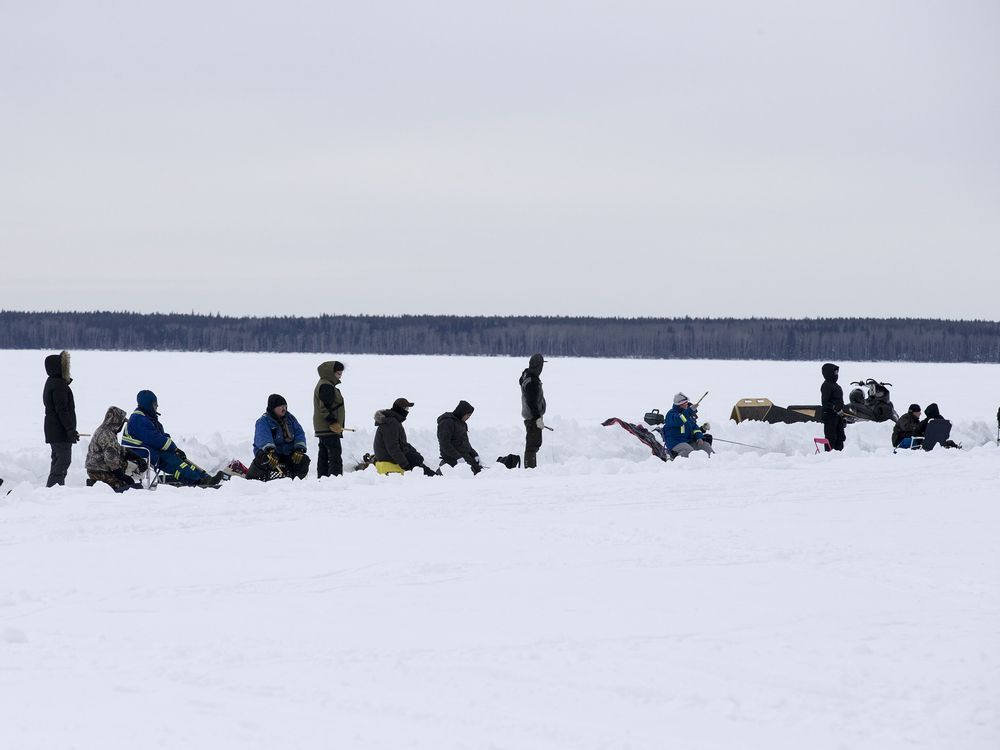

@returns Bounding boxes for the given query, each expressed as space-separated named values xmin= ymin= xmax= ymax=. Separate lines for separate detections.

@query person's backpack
xmin=496 ymin=454 xmax=521 ymax=469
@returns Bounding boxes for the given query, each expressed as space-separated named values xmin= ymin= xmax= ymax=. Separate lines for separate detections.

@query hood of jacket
xmin=102 ymin=406 xmax=127 ymax=431
xmin=317 ymin=361 xmax=343 ymax=383
xmin=821 ymin=362 xmax=839 ymax=381
xmin=924 ymin=403 xmax=941 ymax=419
xmin=137 ymin=390 xmax=160 ymax=416
xmin=527 ymin=353 xmax=545 ymax=376
xmin=44 ymin=351 xmax=71 ymax=382
xmin=453 ymin=400 xmax=474 ymax=419
xmin=375 ymin=406 xmax=407 ymax=426
xmin=437 ymin=411 xmax=463 ymax=427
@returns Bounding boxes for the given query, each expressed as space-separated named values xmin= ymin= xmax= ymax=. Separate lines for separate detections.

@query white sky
xmin=2 ymin=1 xmax=998 ymax=319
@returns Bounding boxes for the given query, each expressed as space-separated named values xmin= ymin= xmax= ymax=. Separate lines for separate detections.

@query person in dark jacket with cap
xmin=313 ymin=360 xmax=346 ymax=478
xmin=892 ymin=404 xmax=925 ymax=448
xmin=373 ymin=398 xmax=436 ymax=476
xmin=820 ymin=362 xmax=846 ymax=451
xmin=437 ymin=400 xmax=481 ymax=474
xmin=519 ymin=353 xmax=547 ymax=468
xmin=247 ymin=394 xmax=310 ymax=481
xmin=42 ymin=350 xmax=78 ymax=487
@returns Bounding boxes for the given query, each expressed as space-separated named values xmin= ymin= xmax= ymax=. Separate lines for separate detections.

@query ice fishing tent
xmin=730 ymin=398 xmax=822 ymax=424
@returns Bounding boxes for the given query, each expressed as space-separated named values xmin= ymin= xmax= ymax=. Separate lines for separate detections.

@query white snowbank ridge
xmin=2 ymin=351 xmax=998 ymax=749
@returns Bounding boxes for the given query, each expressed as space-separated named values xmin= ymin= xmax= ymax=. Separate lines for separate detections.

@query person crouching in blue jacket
xmin=246 ymin=394 xmax=310 ymax=481
xmin=123 ymin=390 xmax=224 ymax=486
xmin=663 ymin=392 xmax=714 ymax=459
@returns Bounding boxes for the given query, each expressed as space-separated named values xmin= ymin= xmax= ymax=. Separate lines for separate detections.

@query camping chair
xmin=126 ymin=446 xmax=163 ymax=490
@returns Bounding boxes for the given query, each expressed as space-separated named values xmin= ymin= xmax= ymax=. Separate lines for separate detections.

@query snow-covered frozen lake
xmin=2 ymin=350 xmax=998 ymax=749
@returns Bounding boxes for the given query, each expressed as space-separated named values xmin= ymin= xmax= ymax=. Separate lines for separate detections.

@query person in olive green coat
xmin=313 ymin=360 xmax=346 ymax=477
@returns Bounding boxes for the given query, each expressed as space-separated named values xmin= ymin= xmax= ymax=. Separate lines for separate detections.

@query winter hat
xmin=528 ymin=353 xmax=546 ymax=374
xmin=267 ymin=394 xmax=288 ymax=411
xmin=908 ymin=403 xmax=921 ymax=414
xmin=453 ymin=400 xmax=475 ymax=418
xmin=137 ymin=390 xmax=159 ymax=415
xmin=822 ymin=363 xmax=840 ymax=380
xmin=673 ymin=392 xmax=691 ymax=406
xmin=393 ymin=397 xmax=415 ymax=411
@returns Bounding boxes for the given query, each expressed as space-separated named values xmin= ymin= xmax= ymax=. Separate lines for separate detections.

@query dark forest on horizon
xmin=1 ymin=311 xmax=998 ymax=363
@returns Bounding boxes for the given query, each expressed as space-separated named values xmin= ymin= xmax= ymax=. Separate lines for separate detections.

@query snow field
xmin=1 ymin=350 xmax=998 ymax=748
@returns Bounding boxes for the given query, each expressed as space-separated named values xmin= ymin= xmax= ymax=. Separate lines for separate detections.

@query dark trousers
xmin=524 ymin=419 xmax=543 ymax=468
xmin=317 ymin=435 xmax=343 ymax=477
xmin=46 ymin=442 xmax=73 ymax=487
xmin=823 ymin=414 xmax=846 ymax=451
xmin=247 ymin=452 xmax=310 ymax=481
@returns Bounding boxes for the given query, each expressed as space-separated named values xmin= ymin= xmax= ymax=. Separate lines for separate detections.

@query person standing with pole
xmin=42 ymin=350 xmax=79 ymax=487
xmin=313 ymin=360 xmax=346 ymax=477
xmin=820 ymin=362 xmax=847 ymax=451
xmin=519 ymin=353 xmax=547 ymax=468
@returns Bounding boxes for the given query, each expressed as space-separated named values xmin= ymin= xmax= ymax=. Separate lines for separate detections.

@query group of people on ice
xmin=40 ymin=352 xmax=555 ymax=491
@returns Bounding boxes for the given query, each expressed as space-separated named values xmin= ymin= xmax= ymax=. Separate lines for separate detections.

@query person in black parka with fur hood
xmin=42 ymin=350 xmax=79 ymax=486
xmin=820 ymin=362 xmax=846 ymax=452
xmin=437 ymin=400 xmax=481 ymax=474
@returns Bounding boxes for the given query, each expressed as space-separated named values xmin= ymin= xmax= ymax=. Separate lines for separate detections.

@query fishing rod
xmin=710 ymin=437 xmax=769 ymax=451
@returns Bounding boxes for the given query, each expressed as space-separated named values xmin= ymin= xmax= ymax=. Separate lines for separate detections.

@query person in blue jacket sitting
xmin=122 ymin=390 xmax=224 ymax=487
xmin=246 ymin=394 xmax=310 ymax=481
xmin=663 ymin=392 xmax=714 ymax=459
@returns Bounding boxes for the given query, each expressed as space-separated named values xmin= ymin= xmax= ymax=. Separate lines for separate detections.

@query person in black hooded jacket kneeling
xmin=437 ymin=400 xmax=481 ymax=474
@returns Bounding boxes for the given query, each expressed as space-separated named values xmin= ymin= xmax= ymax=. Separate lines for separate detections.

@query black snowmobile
xmin=842 ymin=379 xmax=898 ymax=424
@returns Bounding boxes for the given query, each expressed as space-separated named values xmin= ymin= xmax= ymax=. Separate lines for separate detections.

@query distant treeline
xmin=1 ymin=311 xmax=999 ymax=362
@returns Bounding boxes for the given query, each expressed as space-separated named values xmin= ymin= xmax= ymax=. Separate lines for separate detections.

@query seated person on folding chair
xmin=892 ymin=403 xmax=925 ymax=449
xmin=86 ymin=406 xmax=148 ymax=491
xmin=247 ymin=394 xmax=310 ymax=481
xmin=920 ymin=403 xmax=962 ymax=450
xmin=123 ymin=390 xmax=224 ymax=487
xmin=663 ymin=392 xmax=714 ymax=459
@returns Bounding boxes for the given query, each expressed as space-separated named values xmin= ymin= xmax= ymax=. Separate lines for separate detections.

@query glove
xmin=329 ymin=423 xmax=344 ymax=435
xmin=262 ymin=450 xmax=279 ymax=469
xmin=471 ymin=464 xmax=482 ymax=475
xmin=135 ymin=456 xmax=148 ymax=472
xmin=68 ymin=430 xmax=80 ymax=443
xmin=421 ymin=465 xmax=438 ymax=477
xmin=291 ymin=450 xmax=305 ymax=465
xmin=175 ymin=448 xmax=187 ymax=460
xmin=700 ymin=422 xmax=711 ymax=432
xmin=535 ymin=417 xmax=544 ymax=429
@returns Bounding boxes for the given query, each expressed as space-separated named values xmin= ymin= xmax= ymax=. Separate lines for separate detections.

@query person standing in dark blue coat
xmin=247 ymin=394 xmax=310 ymax=481
xmin=122 ymin=390 xmax=223 ymax=486
xmin=662 ymin=393 xmax=714 ymax=458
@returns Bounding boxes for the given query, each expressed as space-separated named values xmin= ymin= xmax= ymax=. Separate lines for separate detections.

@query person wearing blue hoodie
xmin=122 ymin=390 xmax=224 ymax=487
xmin=247 ymin=394 xmax=310 ymax=481
xmin=662 ymin=392 xmax=714 ymax=458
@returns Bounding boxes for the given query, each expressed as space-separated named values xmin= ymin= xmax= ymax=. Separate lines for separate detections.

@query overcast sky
xmin=2 ymin=1 xmax=998 ymax=319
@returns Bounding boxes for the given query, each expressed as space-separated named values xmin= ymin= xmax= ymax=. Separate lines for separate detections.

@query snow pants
xmin=524 ymin=419 xmax=543 ymax=468
xmin=157 ymin=451 xmax=210 ymax=485
xmin=46 ymin=442 xmax=73 ymax=487
xmin=671 ymin=440 xmax=714 ymax=459
xmin=316 ymin=435 xmax=343 ymax=477
xmin=823 ymin=414 xmax=846 ymax=451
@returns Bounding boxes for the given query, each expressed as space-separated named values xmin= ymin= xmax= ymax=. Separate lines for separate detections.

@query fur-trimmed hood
xmin=44 ymin=351 xmax=71 ymax=382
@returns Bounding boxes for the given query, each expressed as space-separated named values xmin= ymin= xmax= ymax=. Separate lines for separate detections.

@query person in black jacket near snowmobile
xmin=42 ymin=350 xmax=79 ymax=486
xmin=437 ymin=400 xmax=481 ymax=474
xmin=820 ymin=362 xmax=846 ymax=451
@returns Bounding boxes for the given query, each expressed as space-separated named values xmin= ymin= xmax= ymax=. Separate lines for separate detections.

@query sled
xmin=730 ymin=398 xmax=821 ymax=424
